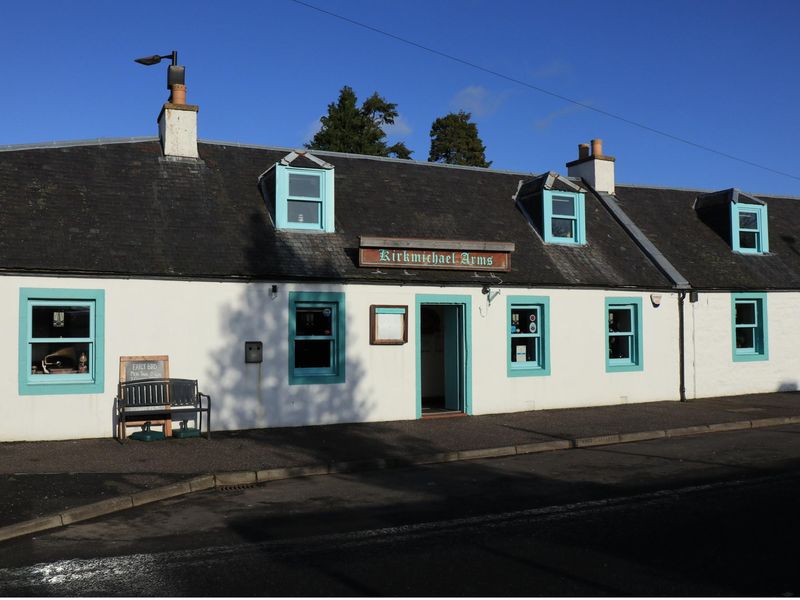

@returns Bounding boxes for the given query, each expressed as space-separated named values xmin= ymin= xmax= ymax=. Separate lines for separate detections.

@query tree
xmin=307 ymin=86 xmax=412 ymax=159
xmin=428 ymin=111 xmax=491 ymax=168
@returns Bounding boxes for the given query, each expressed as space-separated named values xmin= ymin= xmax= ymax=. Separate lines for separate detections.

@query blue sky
xmin=2 ymin=0 xmax=799 ymax=195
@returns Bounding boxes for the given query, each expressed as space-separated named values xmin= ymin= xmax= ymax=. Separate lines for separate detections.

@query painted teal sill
xmin=507 ymin=365 xmax=550 ymax=377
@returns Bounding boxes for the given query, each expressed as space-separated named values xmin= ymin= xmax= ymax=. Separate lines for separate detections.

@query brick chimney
xmin=157 ymin=81 xmax=199 ymax=159
xmin=566 ymin=138 xmax=615 ymax=194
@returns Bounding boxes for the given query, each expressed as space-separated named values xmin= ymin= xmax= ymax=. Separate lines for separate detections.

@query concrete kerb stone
xmin=618 ymin=430 xmax=667 ymax=444
xmin=458 ymin=446 xmax=517 ymax=461
xmin=257 ymin=465 xmax=330 ymax=482
xmin=131 ymin=481 xmax=193 ymax=507
xmin=515 ymin=439 xmax=573 ymax=454
xmin=188 ymin=474 xmax=216 ymax=492
xmin=0 ymin=515 xmax=63 ymax=543
xmin=61 ymin=496 xmax=134 ymax=526
xmin=574 ymin=434 xmax=622 ymax=448
xmin=706 ymin=420 xmax=752 ymax=433
xmin=751 ymin=415 xmax=800 ymax=428
xmin=214 ymin=471 xmax=258 ymax=486
xmin=665 ymin=424 xmax=711 ymax=438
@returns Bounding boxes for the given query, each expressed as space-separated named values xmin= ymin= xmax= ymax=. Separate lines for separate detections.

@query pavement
xmin=1 ymin=391 xmax=800 ymax=542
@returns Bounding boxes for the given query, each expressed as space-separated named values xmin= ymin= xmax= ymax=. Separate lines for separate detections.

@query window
xmin=19 ymin=288 xmax=105 ymax=395
xmin=731 ymin=292 xmax=768 ymax=361
xmin=544 ymin=190 xmax=586 ymax=245
xmin=289 ymin=292 xmax=345 ymax=384
xmin=507 ymin=296 xmax=550 ymax=376
xmin=275 ymin=165 xmax=335 ymax=232
xmin=605 ymin=297 xmax=643 ymax=372
xmin=731 ymin=203 xmax=768 ymax=254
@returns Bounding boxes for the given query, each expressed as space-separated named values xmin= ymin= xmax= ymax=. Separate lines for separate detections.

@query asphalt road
xmin=2 ymin=425 xmax=800 ymax=596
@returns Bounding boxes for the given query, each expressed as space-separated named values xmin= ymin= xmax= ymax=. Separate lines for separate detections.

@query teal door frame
xmin=415 ymin=294 xmax=472 ymax=418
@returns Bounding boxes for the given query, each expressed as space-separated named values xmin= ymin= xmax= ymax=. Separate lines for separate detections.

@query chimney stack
xmin=157 ymin=78 xmax=199 ymax=159
xmin=566 ymin=138 xmax=615 ymax=194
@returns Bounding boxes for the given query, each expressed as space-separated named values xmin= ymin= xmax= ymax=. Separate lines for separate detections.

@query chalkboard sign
xmin=119 ymin=355 xmax=169 ymax=383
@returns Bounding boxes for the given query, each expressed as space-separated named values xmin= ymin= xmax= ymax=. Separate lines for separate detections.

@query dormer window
xmin=514 ymin=173 xmax=588 ymax=247
xmin=259 ymin=151 xmax=335 ymax=233
xmin=732 ymin=203 xmax=768 ymax=254
xmin=544 ymin=190 xmax=586 ymax=245
xmin=695 ymin=188 xmax=768 ymax=255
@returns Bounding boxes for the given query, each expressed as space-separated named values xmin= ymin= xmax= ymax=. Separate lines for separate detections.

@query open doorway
xmin=419 ymin=303 xmax=465 ymax=416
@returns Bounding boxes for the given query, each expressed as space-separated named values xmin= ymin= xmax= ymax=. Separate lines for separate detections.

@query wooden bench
xmin=115 ymin=378 xmax=211 ymax=441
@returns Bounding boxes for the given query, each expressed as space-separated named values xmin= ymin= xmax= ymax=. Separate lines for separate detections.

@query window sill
xmin=289 ymin=373 xmax=345 ymax=385
xmin=507 ymin=365 xmax=550 ymax=377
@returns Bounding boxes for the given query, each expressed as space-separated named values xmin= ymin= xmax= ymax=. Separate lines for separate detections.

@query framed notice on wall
xmin=370 ymin=305 xmax=408 ymax=345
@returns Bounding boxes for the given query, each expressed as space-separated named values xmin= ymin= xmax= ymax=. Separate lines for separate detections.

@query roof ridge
xmin=617 ymin=181 xmax=800 ymax=201
xmin=0 ymin=137 xmax=157 ymax=153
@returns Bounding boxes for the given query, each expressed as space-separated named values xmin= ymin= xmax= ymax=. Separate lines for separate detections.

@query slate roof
xmin=615 ymin=185 xmax=800 ymax=290
xmin=0 ymin=139 xmax=672 ymax=289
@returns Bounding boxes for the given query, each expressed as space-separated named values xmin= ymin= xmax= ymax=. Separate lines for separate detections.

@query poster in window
xmin=370 ymin=305 xmax=408 ymax=345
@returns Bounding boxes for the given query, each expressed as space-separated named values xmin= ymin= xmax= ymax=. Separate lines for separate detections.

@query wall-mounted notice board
xmin=370 ymin=306 xmax=408 ymax=345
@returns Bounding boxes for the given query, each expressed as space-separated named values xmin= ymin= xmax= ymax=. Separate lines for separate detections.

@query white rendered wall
xmin=470 ymin=288 xmax=680 ymax=413
xmin=0 ymin=277 xmax=681 ymax=441
xmin=686 ymin=291 xmax=800 ymax=398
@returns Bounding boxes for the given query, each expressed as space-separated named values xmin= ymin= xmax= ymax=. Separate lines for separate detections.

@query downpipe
xmin=678 ymin=291 xmax=687 ymax=402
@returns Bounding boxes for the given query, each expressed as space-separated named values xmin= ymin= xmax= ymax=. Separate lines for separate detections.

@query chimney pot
xmin=578 ymin=143 xmax=590 ymax=159
xmin=170 ymin=83 xmax=187 ymax=105
xmin=591 ymin=138 xmax=603 ymax=156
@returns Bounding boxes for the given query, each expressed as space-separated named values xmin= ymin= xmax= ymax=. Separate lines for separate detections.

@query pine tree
xmin=307 ymin=86 xmax=412 ymax=159
xmin=428 ymin=111 xmax=491 ymax=167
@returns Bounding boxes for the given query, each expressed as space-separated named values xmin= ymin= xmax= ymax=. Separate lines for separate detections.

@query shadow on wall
xmin=777 ymin=381 xmax=798 ymax=392
xmin=204 ymin=211 xmax=372 ymax=432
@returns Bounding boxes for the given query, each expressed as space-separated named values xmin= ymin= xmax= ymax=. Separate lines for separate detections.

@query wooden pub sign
xmin=359 ymin=237 xmax=514 ymax=272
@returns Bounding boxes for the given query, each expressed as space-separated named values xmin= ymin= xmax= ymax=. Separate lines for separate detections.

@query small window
xmin=544 ymin=191 xmax=586 ymax=245
xmin=289 ymin=292 xmax=345 ymax=384
xmin=731 ymin=293 xmax=768 ymax=361
xmin=731 ymin=204 xmax=768 ymax=254
xmin=19 ymin=288 xmax=105 ymax=395
xmin=275 ymin=165 xmax=335 ymax=232
xmin=507 ymin=296 xmax=550 ymax=376
xmin=605 ymin=297 xmax=643 ymax=372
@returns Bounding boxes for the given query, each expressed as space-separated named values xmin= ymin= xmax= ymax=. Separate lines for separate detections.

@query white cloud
xmin=534 ymin=103 xmax=589 ymax=130
xmin=449 ymin=85 xmax=506 ymax=118
xmin=383 ymin=115 xmax=413 ymax=138
xmin=302 ymin=117 xmax=323 ymax=144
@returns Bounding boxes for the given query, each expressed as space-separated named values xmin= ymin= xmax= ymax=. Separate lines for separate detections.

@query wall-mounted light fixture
xmin=482 ymin=285 xmax=501 ymax=304
xmin=270 ymin=284 xmax=279 ymax=300
xmin=650 ymin=293 xmax=662 ymax=307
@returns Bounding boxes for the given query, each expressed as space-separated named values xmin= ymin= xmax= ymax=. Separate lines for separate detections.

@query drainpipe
xmin=678 ymin=291 xmax=687 ymax=402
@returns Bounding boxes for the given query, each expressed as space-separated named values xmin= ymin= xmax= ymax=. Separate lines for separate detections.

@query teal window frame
xmin=275 ymin=164 xmax=335 ymax=232
xmin=731 ymin=292 xmax=768 ymax=362
xmin=605 ymin=297 xmax=643 ymax=372
xmin=543 ymin=190 xmax=586 ymax=245
xmin=18 ymin=288 xmax=105 ymax=395
xmin=507 ymin=295 xmax=550 ymax=377
xmin=731 ymin=203 xmax=768 ymax=254
xmin=288 ymin=291 xmax=346 ymax=384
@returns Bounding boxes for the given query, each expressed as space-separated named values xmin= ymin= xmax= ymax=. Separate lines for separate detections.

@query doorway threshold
xmin=421 ymin=409 xmax=466 ymax=420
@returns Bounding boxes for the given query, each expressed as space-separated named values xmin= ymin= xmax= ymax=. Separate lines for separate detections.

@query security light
xmin=134 ymin=51 xmax=178 ymax=66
